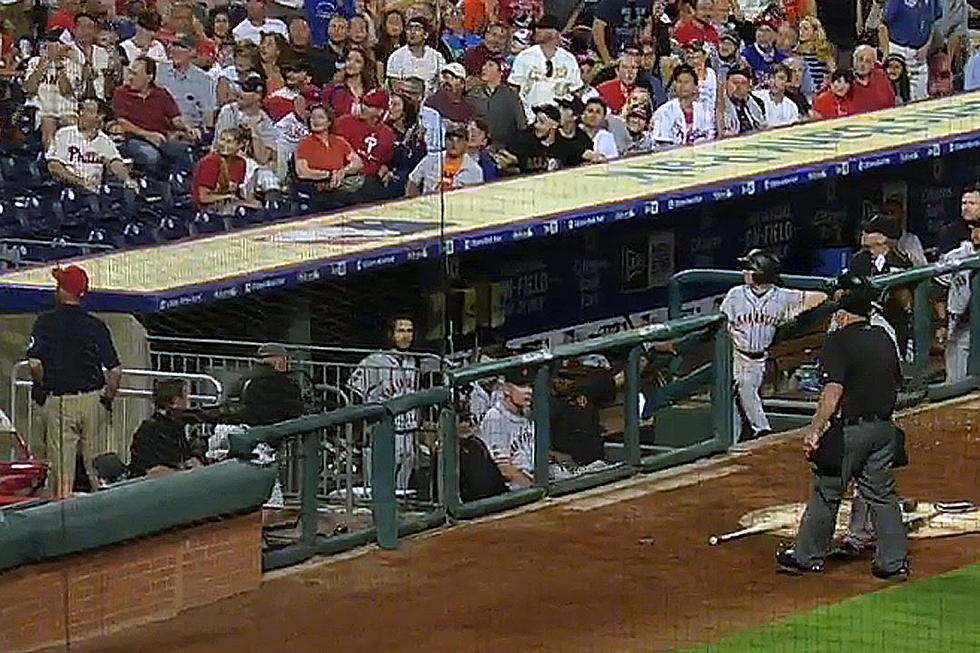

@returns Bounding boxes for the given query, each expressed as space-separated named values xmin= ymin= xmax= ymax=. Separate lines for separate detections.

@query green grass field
xmin=692 ymin=563 xmax=980 ymax=652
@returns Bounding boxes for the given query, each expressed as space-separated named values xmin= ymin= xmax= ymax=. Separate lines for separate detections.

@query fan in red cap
xmin=332 ymin=89 xmax=396 ymax=186
xmin=28 ymin=262 xmax=123 ymax=499
xmin=52 ymin=265 xmax=89 ymax=298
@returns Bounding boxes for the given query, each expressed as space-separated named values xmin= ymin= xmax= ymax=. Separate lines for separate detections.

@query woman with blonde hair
xmin=795 ymin=14 xmax=835 ymax=90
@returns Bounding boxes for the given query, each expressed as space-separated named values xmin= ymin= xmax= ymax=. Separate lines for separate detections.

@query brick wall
xmin=0 ymin=511 xmax=263 ymax=653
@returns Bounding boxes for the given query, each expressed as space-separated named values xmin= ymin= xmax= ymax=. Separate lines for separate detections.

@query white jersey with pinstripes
xmin=721 ymin=285 xmax=807 ymax=354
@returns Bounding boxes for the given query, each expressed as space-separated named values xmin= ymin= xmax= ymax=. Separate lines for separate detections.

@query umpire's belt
xmin=838 ymin=414 xmax=890 ymax=427
xmin=736 ymin=349 xmax=766 ymax=360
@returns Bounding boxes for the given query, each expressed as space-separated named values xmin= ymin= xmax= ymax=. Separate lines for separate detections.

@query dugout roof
xmin=3 ymin=93 xmax=980 ymax=314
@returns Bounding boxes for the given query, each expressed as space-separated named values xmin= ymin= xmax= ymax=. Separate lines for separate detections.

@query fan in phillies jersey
xmin=347 ymin=315 xmax=421 ymax=490
xmin=651 ymin=63 xmax=715 ymax=147
xmin=721 ymin=249 xmax=827 ymax=440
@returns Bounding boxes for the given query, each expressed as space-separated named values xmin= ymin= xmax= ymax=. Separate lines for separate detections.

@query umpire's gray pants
xmin=794 ymin=420 xmax=907 ymax=572
xmin=945 ymin=316 xmax=971 ymax=383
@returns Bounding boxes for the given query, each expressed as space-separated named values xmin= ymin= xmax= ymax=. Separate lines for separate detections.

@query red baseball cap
xmin=362 ymin=89 xmax=389 ymax=111
xmin=52 ymin=265 xmax=89 ymax=297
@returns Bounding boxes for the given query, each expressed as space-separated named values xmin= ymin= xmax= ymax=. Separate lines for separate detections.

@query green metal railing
xmin=229 ymin=254 xmax=980 ymax=571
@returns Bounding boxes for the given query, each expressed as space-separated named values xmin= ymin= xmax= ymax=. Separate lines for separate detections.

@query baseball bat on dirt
xmin=708 ymin=517 xmax=794 ymax=546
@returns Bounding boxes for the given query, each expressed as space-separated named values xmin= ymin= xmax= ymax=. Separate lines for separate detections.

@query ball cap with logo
xmin=52 ymin=265 xmax=89 ymax=297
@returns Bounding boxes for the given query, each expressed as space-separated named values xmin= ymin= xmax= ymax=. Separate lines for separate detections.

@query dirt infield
xmin=77 ymin=397 xmax=980 ymax=653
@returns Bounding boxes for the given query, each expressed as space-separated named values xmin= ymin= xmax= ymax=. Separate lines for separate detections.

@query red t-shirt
xmin=192 ymin=152 xmax=247 ymax=206
xmin=596 ymin=79 xmax=633 ymax=113
xmin=295 ymin=133 xmax=354 ymax=174
xmin=673 ymin=19 xmax=719 ymax=46
xmin=812 ymin=89 xmax=851 ymax=118
xmin=849 ymin=67 xmax=895 ymax=115
xmin=331 ymin=114 xmax=395 ymax=178
xmin=112 ymin=84 xmax=180 ymax=134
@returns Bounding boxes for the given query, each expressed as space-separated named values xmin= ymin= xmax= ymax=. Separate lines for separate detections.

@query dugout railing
xmin=222 ymin=313 xmax=732 ymax=569
xmin=7 ymin=257 xmax=980 ymax=574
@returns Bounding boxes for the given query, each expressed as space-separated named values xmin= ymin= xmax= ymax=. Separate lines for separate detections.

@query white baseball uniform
xmin=721 ymin=284 xmax=807 ymax=439
xmin=477 ymin=404 xmax=535 ymax=486
xmin=348 ymin=351 xmax=420 ymax=490
xmin=939 ymin=241 xmax=978 ymax=383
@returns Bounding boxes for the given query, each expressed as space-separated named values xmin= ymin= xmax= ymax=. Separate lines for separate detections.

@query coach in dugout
xmin=237 ymin=343 xmax=305 ymax=426
xmin=26 ymin=265 xmax=122 ymax=498
xmin=778 ymin=281 xmax=909 ymax=580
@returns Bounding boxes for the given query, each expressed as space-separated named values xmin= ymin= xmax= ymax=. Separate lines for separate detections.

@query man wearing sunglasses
xmin=508 ymin=14 xmax=583 ymax=121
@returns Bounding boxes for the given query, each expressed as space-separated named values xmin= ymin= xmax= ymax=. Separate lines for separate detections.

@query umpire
xmin=777 ymin=280 xmax=909 ymax=579
xmin=26 ymin=265 xmax=122 ymax=498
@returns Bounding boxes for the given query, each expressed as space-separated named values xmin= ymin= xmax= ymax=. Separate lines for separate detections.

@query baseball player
xmin=347 ymin=316 xmax=421 ymax=490
xmin=937 ymin=224 xmax=980 ymax=383
xmin=720 ymin=249 xmax=827 ymax=441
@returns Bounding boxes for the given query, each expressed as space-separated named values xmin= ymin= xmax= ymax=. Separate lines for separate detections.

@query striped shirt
xmin=800 ymin=53 xmax=829 ymax=90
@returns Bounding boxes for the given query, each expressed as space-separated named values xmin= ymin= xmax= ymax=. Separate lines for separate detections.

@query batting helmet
xmin=737 ymin=249 xmax=782 ymax=284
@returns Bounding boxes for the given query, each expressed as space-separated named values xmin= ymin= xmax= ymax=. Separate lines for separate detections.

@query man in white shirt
xmin=508 ymin=15 xmax=583 ymax=121
xmin=478 ymin=369 xmax=536 ymax=488
xmin=120 ymin=8 xmax=167 ymax=65
xmin=752 ymin=62 xmax=799 ymax=127
xmin=231 ymin=0 xmax=288 ymax=45
xmin=652 ymin=64 xmax=715 ymax=146
xmin=66 ymin=13 xmax=110 ymax=100
xmin=47 ymin=98 xmax=139 ymax=204
xmin=275 ymin=92 xmax=312 ymax=182
xmin=580 ymin=97 xmax=619 ymax=160
xmin=24 ymin=32 xmax=84 ymax=150
xmin=386 ymin=17 xmax=446 ymax=96
xmin=406 ymin=128 xmax=484 ymax=196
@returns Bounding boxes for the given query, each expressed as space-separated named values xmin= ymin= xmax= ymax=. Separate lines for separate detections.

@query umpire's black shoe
xmin=776 ymin=548 xmax=824 ymax=575
xmin=871 ymin=561 xmax=910 ymax=581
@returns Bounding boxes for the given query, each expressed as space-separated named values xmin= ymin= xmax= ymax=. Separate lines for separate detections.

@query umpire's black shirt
xmin=820 ymin=321 xmax=902 ymax=420
xmin=27 ymin=305 xmax=120 ymax=395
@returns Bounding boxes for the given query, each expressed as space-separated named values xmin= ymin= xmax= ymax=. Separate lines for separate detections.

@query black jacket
xmin=239 ymin=366 xmax=305 ymax=426
xmin=129 ymin=410 xmax=194 ymax=476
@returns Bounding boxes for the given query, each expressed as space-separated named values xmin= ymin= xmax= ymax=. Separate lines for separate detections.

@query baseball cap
xmin=756 ymin=16 xmax=780 ymax=31
xmin=240 ymin=72 xmax=265 ymax=93
xmin=256 ymin=343 xmax=289 ymax=359
xmin=52 ymin=265 xmax=89 ymax=297
xmin=513 ymin=28 xmax=532 ymax=45
xmin=681 ymin=39 xmax=709 ymax=53
xmin=862 ymin=214 xmax=901 ymax=239
xmin=441 ymin=62 xmax=466 ymax=79
xmin=171 ymin=33 xmax=195 ymax=49
xmin=720 ymin=30 xmax=740 ymax=46
xmin=363 ymin=88 xmax=389 ymax=110
xmin=555 ymin=95 xmax=584 ymax=114
xmin=532 ymin=103 xmax=561 ymax=124
xmin=504 ymin=366 xmax=534 ymax=386
xmin=445 ymin=125 xmax=467 ymax=139
xmin=535 ymin=14 xmax=561 ymax=31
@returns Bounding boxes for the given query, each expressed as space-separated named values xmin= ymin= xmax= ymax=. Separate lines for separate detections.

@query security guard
xmin=777 ymin=281 xmax=909 ymax=579
xmin=26 ymin=265 xmax=122 ymax=498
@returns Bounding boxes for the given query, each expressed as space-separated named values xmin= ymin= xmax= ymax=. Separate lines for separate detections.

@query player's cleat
xmin=871 ymin=561 xmax=910 ymax=581
xmin=776 ymin=548 xmax=824 ymax=575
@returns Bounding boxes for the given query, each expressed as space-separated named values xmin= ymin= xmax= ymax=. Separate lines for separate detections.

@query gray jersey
xmin=477 ymin=405 xmax=535 ymax=477
xmin=939 ymin=241 xmax=978 ymax=317
xmin=721 ymin=285 xmax=807 ymax=353
xmin=347 ymin=351 xmax=420 ymax=431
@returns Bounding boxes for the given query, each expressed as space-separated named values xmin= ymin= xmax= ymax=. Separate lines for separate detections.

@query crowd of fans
xmin=0 ymin=0 xmax=976 ymax=251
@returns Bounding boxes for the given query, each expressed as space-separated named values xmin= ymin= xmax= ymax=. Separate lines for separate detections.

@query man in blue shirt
xmin=883 ymin=0 xmax=942 ymax=100
xmin=741 ymin=17 xmax=787 ymax=88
